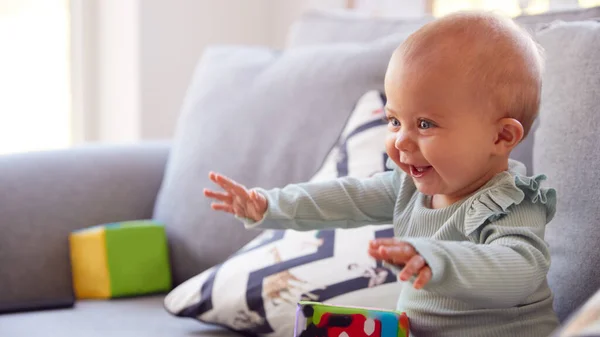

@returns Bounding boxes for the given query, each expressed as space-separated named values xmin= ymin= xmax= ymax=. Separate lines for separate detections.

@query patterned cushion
xmin=164 ymin=90 xmax=402 ymax=336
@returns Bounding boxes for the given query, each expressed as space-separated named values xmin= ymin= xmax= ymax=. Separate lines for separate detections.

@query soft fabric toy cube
xmin=69 ymin=220 xmax=172 ymax=299
xmin=295 ymin=301 xmax=410 ymax=337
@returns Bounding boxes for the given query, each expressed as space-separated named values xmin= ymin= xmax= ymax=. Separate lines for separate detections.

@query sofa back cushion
xmin=287 ymin=7 xmax=600 ymax=48
xmin=533 ymin=19 xmax=600 ymax=322
xmin=286 ymin=10 xmax=433 ymax=47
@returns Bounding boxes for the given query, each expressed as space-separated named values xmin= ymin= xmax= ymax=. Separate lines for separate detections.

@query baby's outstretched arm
xmin=204 ymin=172 xmax=267 ymax=222
xmin=244 ymin=171 xmax=402 ymax=231
xmin=204 ymin=167 xmax=409 ymax=232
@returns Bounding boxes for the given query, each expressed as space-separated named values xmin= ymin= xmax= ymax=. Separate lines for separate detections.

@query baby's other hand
xmin=369 ymin=238 xmax=431 ymax=289
xmin=204 ymin=172 xmax=267 ymax=222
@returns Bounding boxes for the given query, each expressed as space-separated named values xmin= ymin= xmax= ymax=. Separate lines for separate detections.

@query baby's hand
xmin=204 ymin=172 xmax=267 ymax=222
xmin=369 ymin=238 xmax=431 ymax=289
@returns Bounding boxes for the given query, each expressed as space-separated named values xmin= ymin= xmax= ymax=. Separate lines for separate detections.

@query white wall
xmin=269 ymin=0 xmax=345 ymax=48
xmin=74 ymin=0 xmax=355 ymax=144
xmin=139 ymin=0 xmax=274 ymax=140
xmin=97 ymin=0 xmax=140 ymax=142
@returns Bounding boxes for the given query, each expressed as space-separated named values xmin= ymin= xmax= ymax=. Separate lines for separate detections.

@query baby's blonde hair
xmin=398 ymin=11 xmax=545 ymax=139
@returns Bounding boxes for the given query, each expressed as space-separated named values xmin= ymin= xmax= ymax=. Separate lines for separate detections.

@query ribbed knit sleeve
xmin=242 ymin=169 xmax=405 ymax=231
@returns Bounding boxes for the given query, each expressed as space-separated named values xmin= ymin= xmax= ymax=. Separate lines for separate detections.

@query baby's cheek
xmin=385 ymin=139 xmax=400 ymax=163
xmin=442 ymin=147 xmax=482 ymax=178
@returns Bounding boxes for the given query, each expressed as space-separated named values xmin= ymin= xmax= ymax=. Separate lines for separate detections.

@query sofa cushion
xmin=164 ymin=90 xmax=403 ymax=336
xmin=0 ymin=142 xmax=169 ymax=314
xmin=533 ymin=20 xmax=600 ymax=322
xmin=0 ymin=295 xmax=235 ymax=337
xmin=286 ymin=7 xmax=600 ymax=48
xmin=153 ymin=33 xmax=410 ymax=286
xmin=516 ymin=6 xmax=600 ymax=31
xmin=286 ymin=10 xmax=432 ymax=47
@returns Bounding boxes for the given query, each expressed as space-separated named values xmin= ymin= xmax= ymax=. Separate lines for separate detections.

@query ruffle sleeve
xmin=463 ymin=172 xmax=557 ymax=236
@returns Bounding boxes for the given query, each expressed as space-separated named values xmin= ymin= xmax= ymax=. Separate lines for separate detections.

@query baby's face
xmin=383 ymin=53 xmax=499 ymax=203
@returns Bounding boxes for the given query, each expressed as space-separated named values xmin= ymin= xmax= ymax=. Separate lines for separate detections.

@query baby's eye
xmin=418 ymin=119 xmax=435 ymax=129
xmin=388 ymin=117 xmax=400 ymax=127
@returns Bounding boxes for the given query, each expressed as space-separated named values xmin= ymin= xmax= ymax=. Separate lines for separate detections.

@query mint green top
xmin=243 ymin=159 xmax=560 ymax=337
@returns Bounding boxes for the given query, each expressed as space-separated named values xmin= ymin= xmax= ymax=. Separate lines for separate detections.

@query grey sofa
xmin=1 ymin=7 xmax=599 ymax=337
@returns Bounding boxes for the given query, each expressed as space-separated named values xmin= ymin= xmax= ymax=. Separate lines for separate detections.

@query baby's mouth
xmin=409 ymin=165 xmax=433 ymax=178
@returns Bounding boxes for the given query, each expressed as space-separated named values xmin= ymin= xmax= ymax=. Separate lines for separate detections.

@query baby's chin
xmin=412 ymin=176 xmax=445 ymax=196
xmin=414 ymin=183 xmax=438 ymax=196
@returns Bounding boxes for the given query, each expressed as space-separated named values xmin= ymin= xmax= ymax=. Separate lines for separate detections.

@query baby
xmin=204 ymin=11 xmax=559 ymax=337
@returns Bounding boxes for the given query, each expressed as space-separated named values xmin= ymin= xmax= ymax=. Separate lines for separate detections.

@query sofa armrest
xmin=0 ymin=141 xmax=170 ymax=313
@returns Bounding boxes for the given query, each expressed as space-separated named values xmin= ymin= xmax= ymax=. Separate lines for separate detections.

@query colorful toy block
xmin=69 ymin=220 xmax=172 ymax=299
xmin=295 ymin=301 xmax=410 ymax=337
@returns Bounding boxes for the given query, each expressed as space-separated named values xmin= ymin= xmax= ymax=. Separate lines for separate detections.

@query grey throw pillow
xmin=153 ymin=33 xmax=409 ymax=285
xmin=286 ymin=10 xmax=432 ymax=47
xmin=533 ymin=20 xmax=600 ymax=322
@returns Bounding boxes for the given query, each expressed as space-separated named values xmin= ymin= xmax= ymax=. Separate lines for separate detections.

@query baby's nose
xmin=395 ymin=132 xmax=415 ymax=152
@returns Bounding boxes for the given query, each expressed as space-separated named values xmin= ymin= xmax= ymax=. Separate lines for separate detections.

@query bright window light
xmin=0 ymin=0 xmax=71 ymax=155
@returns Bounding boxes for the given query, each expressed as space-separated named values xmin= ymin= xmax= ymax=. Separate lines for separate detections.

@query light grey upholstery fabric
xmin=516 ymin=6 xmax=600 ymax=31
xmin=0 ymin=142 xmax=169 ymax=314
xmin=0 ymin=296 xmax=235 ymax=337
xmin=153 ymin=33 xmax=410 ymax=286
xmin=286 ymin=10 xmax=433 ymax=47
xmin=287 ymin=7 xmax=600 ymax=48
xmin=533 ymin=20 xmax=600 ymax=322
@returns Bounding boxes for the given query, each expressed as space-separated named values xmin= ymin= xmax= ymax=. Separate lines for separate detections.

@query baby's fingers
xmin=368 ymin=247 xmax=384 ymax=260
xmin=412 ymin=266 xmax=432 ymax=290
xmin=211 ymin=203 xmax=235 ymax=215
xmin=209 ymin=172 xmax=246 ymax=195
xmin=208 ymin=172 xmax=223 ymax=186
xmin=203 ymin=188 xmax=232 ymax=203
xmin=370 ymin=238 xmax=400 ymax=248
xmin=398 ymin=255 xmax=426 ymax=282
xmin=376 ymin=242 xmax=416 ymax=265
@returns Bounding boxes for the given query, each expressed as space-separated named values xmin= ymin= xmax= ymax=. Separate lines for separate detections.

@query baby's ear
xmin=493 ymin=118 xmax=524 ymax=155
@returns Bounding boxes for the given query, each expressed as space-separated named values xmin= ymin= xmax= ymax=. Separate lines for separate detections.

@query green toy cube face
xmin=105 ymin=221 xmax=172 ymax=297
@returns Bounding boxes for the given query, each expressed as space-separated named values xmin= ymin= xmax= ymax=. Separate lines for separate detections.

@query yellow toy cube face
xmin=69 ymin=227 xmax=111 ymax=299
